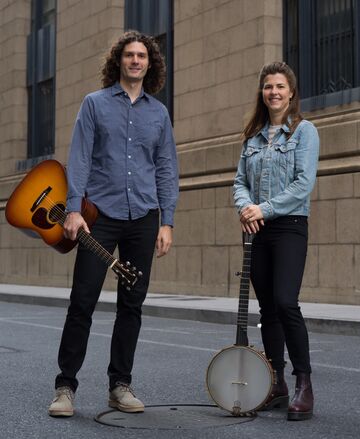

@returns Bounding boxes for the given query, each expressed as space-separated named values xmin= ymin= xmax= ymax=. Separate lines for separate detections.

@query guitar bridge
xmin=31 ymin=186 xmax=52 ymax=212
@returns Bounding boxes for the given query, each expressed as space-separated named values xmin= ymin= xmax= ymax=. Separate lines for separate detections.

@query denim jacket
xmin=233 ymin=119 xmax=319 ymax=220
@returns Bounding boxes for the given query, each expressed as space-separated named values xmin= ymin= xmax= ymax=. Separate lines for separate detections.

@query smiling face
xmin=262 ymin=73 xmax=293 ymax=123
xmin=120 ymin=41 xmax=150 ymax=86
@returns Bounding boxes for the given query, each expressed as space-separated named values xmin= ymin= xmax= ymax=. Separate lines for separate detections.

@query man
xmin=48 ymin=31 xmax=178 ymax=417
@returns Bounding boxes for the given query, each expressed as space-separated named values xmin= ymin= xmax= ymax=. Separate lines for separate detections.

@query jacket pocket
xmin=273 ymin=140 xmax=297 ymax=171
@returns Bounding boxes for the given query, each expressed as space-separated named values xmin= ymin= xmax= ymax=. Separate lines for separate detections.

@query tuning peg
xmin=138 ymin=271 xmax=143 ymax=277
xmin=126 ymin=286 xmax=131 ymax=291
xmin=126 ymin=261 xmax=131 ymax=266
xmin=132 ymin=266 xmax=137 ymax=271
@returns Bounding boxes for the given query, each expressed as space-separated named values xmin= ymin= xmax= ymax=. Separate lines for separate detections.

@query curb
xmin=1 ymin=292 xmax=359 ymax=336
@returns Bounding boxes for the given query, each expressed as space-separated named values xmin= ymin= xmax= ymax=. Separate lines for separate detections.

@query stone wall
xmin=0 ymin=0 xmax=30 ymax=177
xmin=1 ymin=0 xmax=360 ymax=305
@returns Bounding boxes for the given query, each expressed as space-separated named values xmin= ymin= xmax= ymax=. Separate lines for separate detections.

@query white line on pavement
xmin=2 ymin=319 xmax=360 ymax=371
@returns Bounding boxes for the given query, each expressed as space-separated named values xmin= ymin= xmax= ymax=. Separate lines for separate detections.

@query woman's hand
xmin=239 ymin=205 xmax=264 ymax=234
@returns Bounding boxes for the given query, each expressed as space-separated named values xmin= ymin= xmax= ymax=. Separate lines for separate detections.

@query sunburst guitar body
xmin=5 ymin=159 xmax=96 ymax=253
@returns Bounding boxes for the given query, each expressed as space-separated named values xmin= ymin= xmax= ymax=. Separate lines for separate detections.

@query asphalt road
xmin=0 ymin=301 xmax=359 ymax=439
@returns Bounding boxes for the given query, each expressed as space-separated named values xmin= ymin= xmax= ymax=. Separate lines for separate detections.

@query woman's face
xmin=262 ymin=73 xmax=293 ymax=121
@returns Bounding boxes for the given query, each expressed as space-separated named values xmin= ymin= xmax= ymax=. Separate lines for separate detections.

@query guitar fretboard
xmin=235 ymin=236 xmax=253 ymax=346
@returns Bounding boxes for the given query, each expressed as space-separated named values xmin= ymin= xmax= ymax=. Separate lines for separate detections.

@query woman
xmin=233 ymin=62 xmax=319 ymax=421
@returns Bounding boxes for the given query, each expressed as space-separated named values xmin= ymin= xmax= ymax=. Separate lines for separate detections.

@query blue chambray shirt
xmin=66 ymin=82 xmax=179 ymax=226
xmin=233 ymin=119 xmax=319 ymax=220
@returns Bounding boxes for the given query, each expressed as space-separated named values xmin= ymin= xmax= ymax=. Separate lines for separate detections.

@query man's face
xmin=120 ymin=41 xmax=150 ymax=84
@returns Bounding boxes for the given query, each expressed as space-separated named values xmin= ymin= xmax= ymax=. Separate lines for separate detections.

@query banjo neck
xmin=235 ymin=232 xmax=254 ymax=346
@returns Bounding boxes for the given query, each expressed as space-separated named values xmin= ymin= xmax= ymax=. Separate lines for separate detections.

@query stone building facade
xmin=1 ymin=0 xmax=360 ymax=305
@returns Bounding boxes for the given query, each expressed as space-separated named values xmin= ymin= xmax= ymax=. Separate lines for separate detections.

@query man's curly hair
xmin=101 ymin=30 xmax=166 ymax=95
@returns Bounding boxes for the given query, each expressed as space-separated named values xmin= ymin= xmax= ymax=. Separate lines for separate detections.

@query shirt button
xmin=129 ymin=121 xmax=133 ymax=124
xmin=128 ymin=188 xmax=131 ymax=191
xmin=128 ymin=171 xmax=131 ymax=175
xmin=129 ymin=138 xmax=132 ymax=141
xmin=128 ymin=155 xmax=131 ymax=159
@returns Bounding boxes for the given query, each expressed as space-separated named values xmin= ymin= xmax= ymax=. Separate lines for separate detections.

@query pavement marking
xmin=141 ymin=328 xmax=192 ymax=335
xmin=2 ymin=319 xmax=360 ymax=368
xmin=311 ymin=362 xmax=360 ymax=373
xmin=0 ymin=319 xmax=64 ymax=330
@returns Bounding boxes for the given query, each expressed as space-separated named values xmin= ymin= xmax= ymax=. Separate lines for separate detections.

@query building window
xmin=124 ymin=0 xmax=173 ymax=121
xmin=283 ymin=0 xmax=360 ymax=111
xmin=26 ymin=0 xmax=56 ymax=163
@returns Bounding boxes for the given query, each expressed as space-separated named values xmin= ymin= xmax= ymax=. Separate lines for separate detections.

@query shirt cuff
xmin=66 ymin=196 xmax=82 ymax=213
xmin=161 ymin=209 xmax=174 ymax=227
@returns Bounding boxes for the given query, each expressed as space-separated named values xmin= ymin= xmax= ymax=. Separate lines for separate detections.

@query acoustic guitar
xmin=5 ymin=159 xmax=140 ymax=288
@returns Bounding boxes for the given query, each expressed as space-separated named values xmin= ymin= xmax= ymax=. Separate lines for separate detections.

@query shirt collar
xmin=258 ymin=120 xmax=290 ymax=139
xmin=111 ymin=81 xmax=149 ymax=100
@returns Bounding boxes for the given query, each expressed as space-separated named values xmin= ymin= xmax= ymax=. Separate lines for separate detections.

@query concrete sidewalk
xmin=0 ymin=283 xmax=359 ymax=336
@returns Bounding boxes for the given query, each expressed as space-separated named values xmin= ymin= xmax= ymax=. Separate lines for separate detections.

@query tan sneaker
xmin=48 ymin=386 xmax=74 ymax=417
xmin=109 ymin=384 xmax=144 ymax=413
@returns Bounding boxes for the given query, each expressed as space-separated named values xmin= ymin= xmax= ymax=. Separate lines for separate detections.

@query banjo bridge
xmin=231 ymin=381 xmax=248 ymax=386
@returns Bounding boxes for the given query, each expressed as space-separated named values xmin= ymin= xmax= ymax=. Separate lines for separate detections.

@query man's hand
xmin=156 ymin=225 xmax=173 ymax=258
xmin=63 ymin=212 xmax=90 ymax=241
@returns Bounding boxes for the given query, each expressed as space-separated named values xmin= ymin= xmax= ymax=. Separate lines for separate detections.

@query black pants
xmin=55 ymin=210 xmax=159 ymax=392
xmin=250 ymin=215 xmax=311 ymax=375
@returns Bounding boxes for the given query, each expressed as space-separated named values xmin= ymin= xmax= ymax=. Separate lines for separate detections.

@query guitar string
xmin=37 ymin=196 xmax=133 ymax=276
xmin=42 ymin=197 xmax=116 ymax=264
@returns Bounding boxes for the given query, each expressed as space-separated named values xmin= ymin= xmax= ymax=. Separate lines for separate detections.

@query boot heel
xmin=287 ymin=410 xmax=313 ymax=421
xmin=260 ymin=395 xmax=289 ymax=411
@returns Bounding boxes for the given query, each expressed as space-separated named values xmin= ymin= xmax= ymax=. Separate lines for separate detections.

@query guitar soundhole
xmin=49 ymin=204 xmax=65 ymax=222
xmin=32 ymin=208 xmax=55 ymax=230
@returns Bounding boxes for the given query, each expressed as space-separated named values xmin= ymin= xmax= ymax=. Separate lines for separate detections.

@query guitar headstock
xmin=112 ymin=260 xmax=142 ymax=290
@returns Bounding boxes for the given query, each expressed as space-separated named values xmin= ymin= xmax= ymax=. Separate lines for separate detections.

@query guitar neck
xmin=56 ymin=210 xmax=137 ymax=286
xmin=235 ymin=236 xmax=253 ymax=346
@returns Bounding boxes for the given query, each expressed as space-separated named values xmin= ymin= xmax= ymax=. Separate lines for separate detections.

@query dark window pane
xmin=283 ymin=0 xmax=359 ymax=109
xmin=26 ymin=0 xmax=56 ymax=160
xmin=315 ymin=0 xmax=355 ymax=94
xmin=38 ymin=79 xmax=55 ymax=156
xmin=125 ymin=0 xmax=173 ymax=120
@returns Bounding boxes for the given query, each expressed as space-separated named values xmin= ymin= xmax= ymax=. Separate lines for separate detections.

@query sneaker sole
xmin=108 ymin=400 xmax=144 ymax=413
xmin=48 ymin=410 xmax=74 ymax=417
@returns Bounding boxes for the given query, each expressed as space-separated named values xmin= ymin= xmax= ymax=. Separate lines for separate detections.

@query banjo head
xmin=206 ymin=345 xmax=273 ymax=415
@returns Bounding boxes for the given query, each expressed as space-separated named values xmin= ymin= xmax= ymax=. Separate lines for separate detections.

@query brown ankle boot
xmin=260 ymin=369 xmax=289 ymax=411
xmin=287 ymin=373 xmax=314 ymax=421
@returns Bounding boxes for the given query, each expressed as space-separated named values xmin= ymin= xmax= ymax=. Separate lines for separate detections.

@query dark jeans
xmin=55 ymin=209 xmax=159 ymax=392
xmin=250 ymin=215 xmax=311 ymax=375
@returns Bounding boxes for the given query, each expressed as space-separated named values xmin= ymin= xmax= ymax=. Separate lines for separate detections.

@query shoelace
xmin=115 ymin=383 xmax=136 ymax=396
xmin=56 ymin=387 xmax=74 ymax=400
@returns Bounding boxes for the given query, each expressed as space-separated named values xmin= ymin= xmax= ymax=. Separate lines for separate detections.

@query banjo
xmin=206 ymin=232 xmax=273 ymax=416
